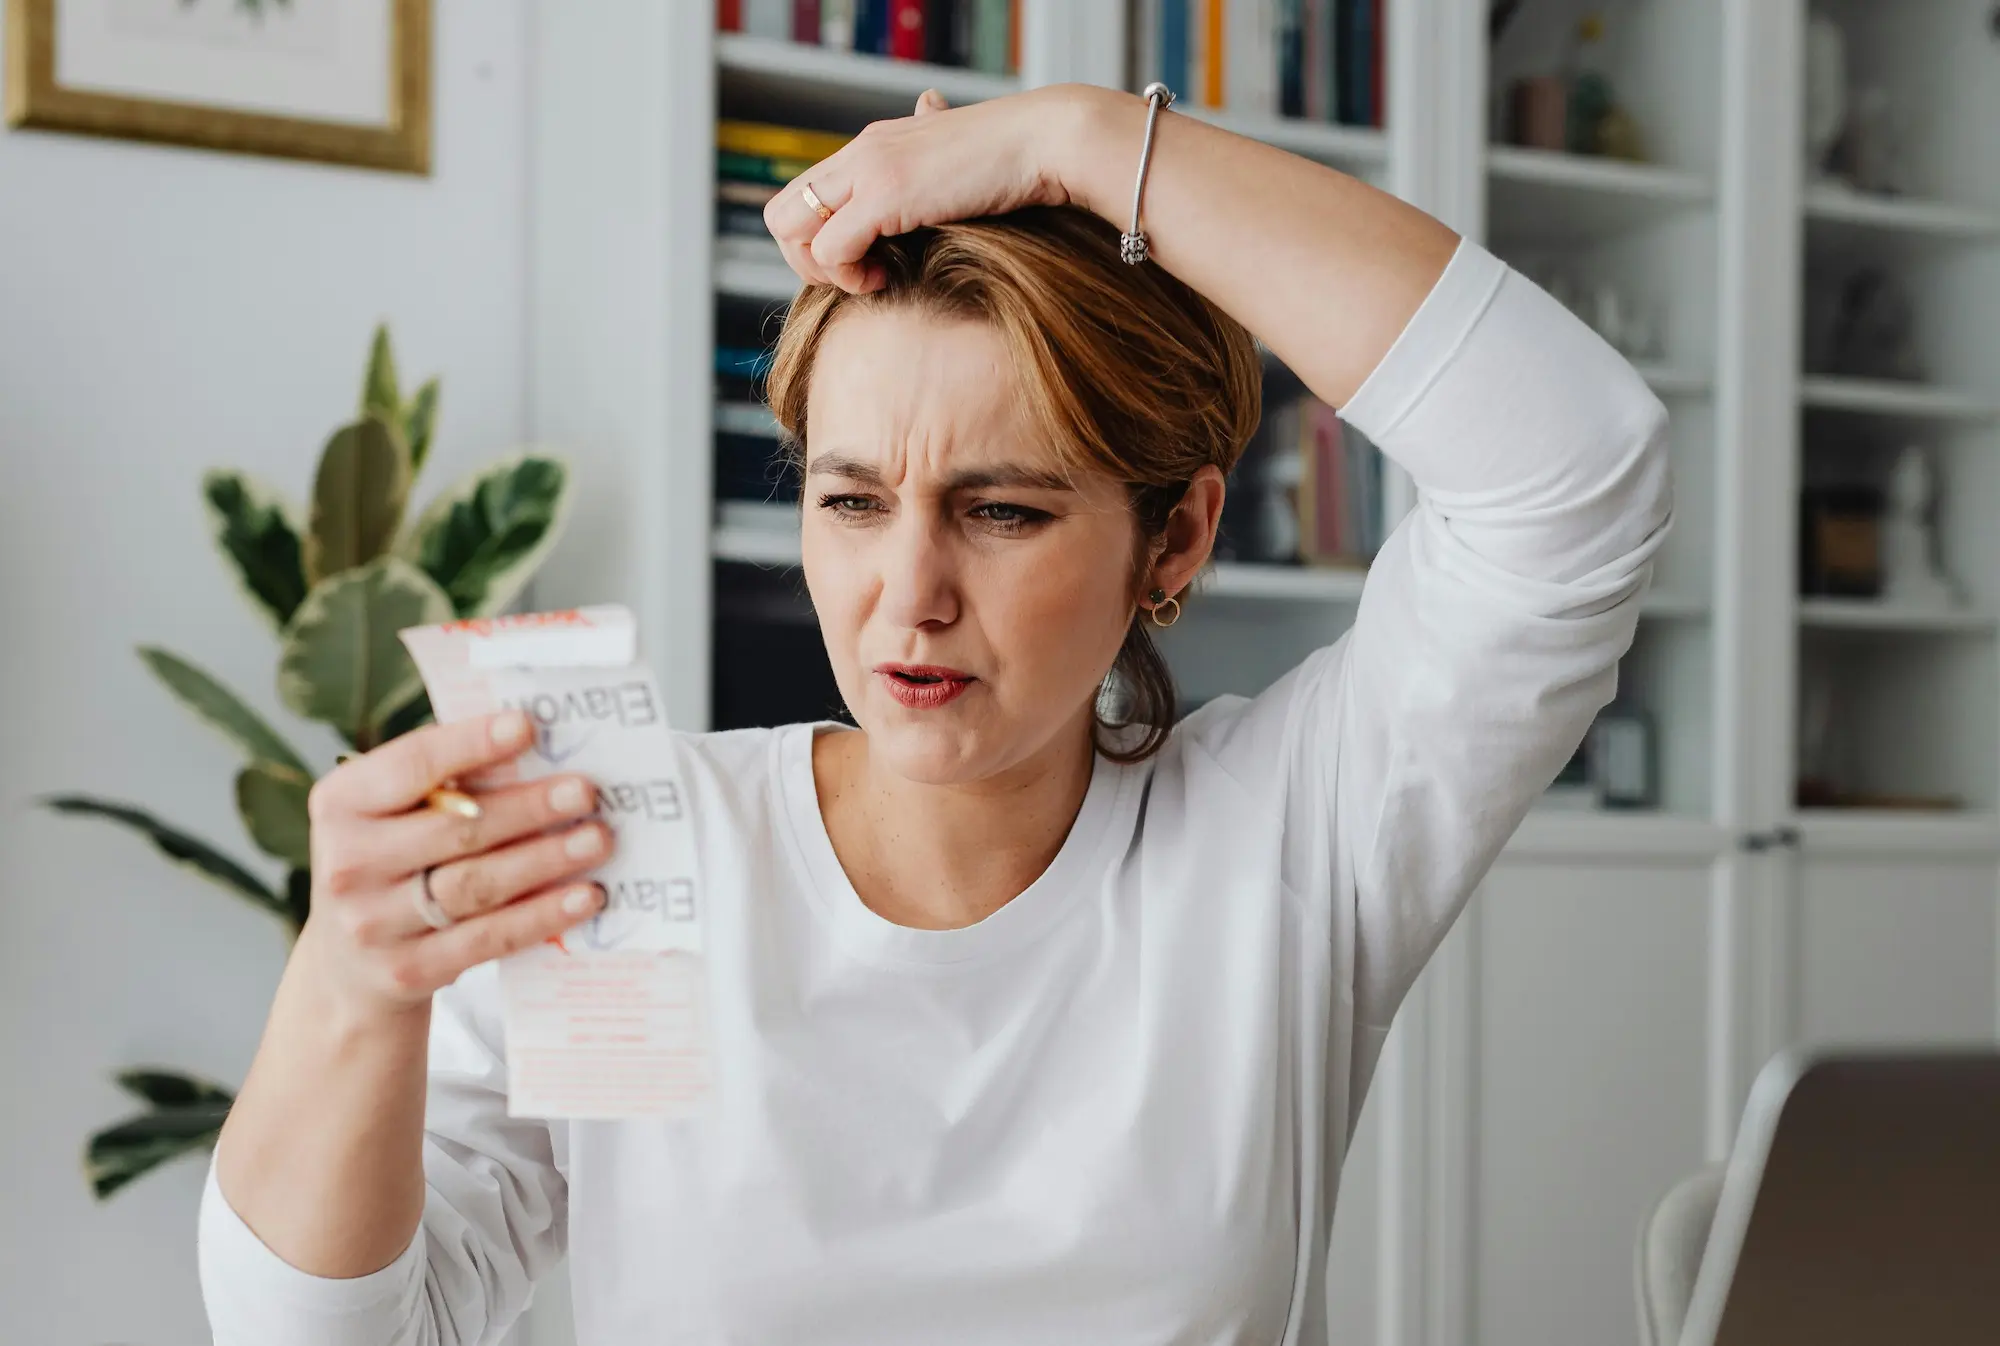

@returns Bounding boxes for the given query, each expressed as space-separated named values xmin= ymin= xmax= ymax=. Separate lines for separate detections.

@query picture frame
xmin=4 ymin=0 xmax=430 ymax=173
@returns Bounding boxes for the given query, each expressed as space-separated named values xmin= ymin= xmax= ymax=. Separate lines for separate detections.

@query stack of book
xmin=1258 ymin=394 xmax=1384 ymax=566
xmin=716 ymin=120 xmax=851 ymax=240
xmin=1131 ymin=0 xmax=1385 ymax=127
xmin=718 ymin=0 xmax=1020 ymax=72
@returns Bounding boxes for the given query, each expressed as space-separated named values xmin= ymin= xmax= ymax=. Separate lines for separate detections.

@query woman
xmin=201 ymin=82 xmax=1668 ymax=1345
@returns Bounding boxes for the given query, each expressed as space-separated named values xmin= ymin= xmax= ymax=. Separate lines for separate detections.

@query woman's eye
xmin=970 ymin=501 xmax=1048 ymax=529
xmin=817 ymin=493 xmax=878 ymax=517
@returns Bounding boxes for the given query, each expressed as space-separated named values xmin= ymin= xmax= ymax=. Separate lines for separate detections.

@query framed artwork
xmin=4 ymin=0 xmax=430 ymax=173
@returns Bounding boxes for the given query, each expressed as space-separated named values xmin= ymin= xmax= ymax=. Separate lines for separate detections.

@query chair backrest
xmin=1633 ymin=1164 xmax=1725 ymax=1346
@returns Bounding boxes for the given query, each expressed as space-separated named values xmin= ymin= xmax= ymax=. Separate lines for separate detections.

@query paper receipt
xmin=399 ymin=606 xmax=712 ymax=1119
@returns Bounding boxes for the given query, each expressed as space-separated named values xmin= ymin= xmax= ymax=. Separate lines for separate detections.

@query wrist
xmin=1037 ymin=83 xmax=1148 ymax=224
xmin=287 ymin=921 xmax=434 ymax=1045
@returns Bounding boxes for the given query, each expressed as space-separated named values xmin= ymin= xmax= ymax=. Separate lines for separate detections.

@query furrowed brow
xmin=945 ymin=464 xmax=1076 ymax=493
xmin=806 ymin=455 xmax=886 ymax=486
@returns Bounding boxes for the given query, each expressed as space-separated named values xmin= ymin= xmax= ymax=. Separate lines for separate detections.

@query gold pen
xmin=334 ymin=755 xmax=484 ymax=820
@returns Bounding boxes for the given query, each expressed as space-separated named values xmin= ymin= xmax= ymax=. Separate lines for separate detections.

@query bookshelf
xmin=523 ymin=5 xmax=2000 ymax=1344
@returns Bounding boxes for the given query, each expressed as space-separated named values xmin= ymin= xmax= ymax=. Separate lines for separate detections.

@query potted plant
xmin=44 ymin=329 xmax=572 ymax=1198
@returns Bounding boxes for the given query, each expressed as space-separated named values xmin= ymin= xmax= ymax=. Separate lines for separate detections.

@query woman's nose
xmin=876 ymin=515 xmax=960 ymax=630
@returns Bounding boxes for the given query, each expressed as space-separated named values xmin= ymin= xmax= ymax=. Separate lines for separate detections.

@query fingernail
xmin=563 ymin=885 xmax=604 ymax=915
xmin=492 ymin=710 xmax=531 ymax=746
xmin=566 ymin=826 xmax=606 ymax=859
xmin=549 ymin=778 xmax=591 ymax=815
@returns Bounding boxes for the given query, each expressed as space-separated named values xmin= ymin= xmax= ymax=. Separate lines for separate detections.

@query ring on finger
xmin=800 ymin=179 xmax=834 ymax=222
xmin=412 ymin=865 xmax=456 ymax=931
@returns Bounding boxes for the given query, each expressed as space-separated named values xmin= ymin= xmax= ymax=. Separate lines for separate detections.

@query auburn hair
xmin=764 ymin=206 xmax=1262 ymax=762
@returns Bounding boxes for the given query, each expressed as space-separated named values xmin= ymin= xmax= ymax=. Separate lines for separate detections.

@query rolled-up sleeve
xmin=199 ymin=963 xmax=567 ymax=1346
xmin=1327 ymin=239 xmax=1673 ymax=1030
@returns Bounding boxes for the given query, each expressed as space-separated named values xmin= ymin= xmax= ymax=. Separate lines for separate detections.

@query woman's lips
xmin=877 ymin=664 xmax=976 ymax=710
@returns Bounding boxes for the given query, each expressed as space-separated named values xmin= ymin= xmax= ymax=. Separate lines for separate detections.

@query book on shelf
xmin=719 ymin=0 xmax=1017 ymax=73
xmin=717 ymin=122 xmax=854 ymax=201
xmin=1131 ymin=0 xmax=1383 ymax=127
xmin=1217 ymin=392 xmax=1382 ymax=567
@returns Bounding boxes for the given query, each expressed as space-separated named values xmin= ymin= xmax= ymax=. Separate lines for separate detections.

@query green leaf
xmin=115 ymin=1068 xmax=235 ymax=1109
xmin=306 ymin=417 xmax=413 ymax=583
xmin=202 ymin=470 xmax=308 ymax=631
xmin=40 ymin=795 xmax=290 ymax=924
xmin=402 ymin=454 xmax=571 ymax=617
xmin=377 ymin=687 xmax=435 ymax=744
xmin=278 ymin=556 xmax=452 ymax=746
xmin=361 ymin=323 xmax=400 ymax=424
xmin=405 ymin=378 xmax=440 ymax=476
xmin=86 ymin=1097 xmax=231 ymax=1200
xmin=138 ymin=647 xmax=311 ymax=777
xmin=284 ymin=866 xmax=313 ymax=932
xmin=235 ymin=762 xmax=313 ymax=869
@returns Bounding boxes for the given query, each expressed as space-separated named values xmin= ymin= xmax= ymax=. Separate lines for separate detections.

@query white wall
xmin=0 ymin=3 xmax=529 ymax=1341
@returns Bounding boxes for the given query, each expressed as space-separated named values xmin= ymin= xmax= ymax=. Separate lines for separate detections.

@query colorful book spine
xmin=854 ymin=0 xmax=889 ymax=54
xmin=744 ymin=0 xmax=789 ymax=39
xmin=821 ymin=0 xmax=855 ymax=48
xmin=717 ymin=150 xmax=815 ymax=185
xmin=1159 ymin=0 xmax=1188 ymax=95
xmin=718 ymin=120 xmax=852 ymax=161
xmin=792 ymin=0 xmax=821 ymax=43
xmin=889 ymin=0 xmax=926 ymax=59
xmin=923 ymin=0 xmax=958 ymax=66
xmin=970 ymin=0 xmax=1009 ymax=74
xmin=1277 ymin=0 xmax=1304 ymax=118
xmin=718 ymin=0 xmax=743 ymax=33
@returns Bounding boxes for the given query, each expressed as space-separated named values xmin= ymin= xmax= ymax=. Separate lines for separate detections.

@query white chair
xmin=1634 ymin=1164 xmax=1726 ymax=1346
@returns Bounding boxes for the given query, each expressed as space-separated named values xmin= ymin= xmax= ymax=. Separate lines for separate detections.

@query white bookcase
xmin=524 ymin=4 xmax=2000 ymax=1343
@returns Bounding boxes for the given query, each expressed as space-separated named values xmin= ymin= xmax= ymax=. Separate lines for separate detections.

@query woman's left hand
xmin=763 ymin=85 xmax=1087 ymax=293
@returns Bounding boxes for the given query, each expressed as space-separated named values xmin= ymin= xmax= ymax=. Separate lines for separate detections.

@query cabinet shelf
xmin=1798 ymin=599 xmax=1998 ymax=634
xmin=716 ymin=237 xmax=800 ymax=302
xmin=717 ymin=33 xmax=1018 ymax=119
xmin=1798 ymin=376 xmax=1998 ymax=423
xmin=1804 ymin=185 xmax=2000 ymax=247
xmin=1793 ymin=809 xmax=2000 ymax=859
xmin=1486 ymin=146 xmax=1712 ymax=243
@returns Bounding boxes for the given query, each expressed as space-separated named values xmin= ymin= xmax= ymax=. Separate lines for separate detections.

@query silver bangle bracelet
xmin=1120 ymin=82 xmax=1176 ymax=265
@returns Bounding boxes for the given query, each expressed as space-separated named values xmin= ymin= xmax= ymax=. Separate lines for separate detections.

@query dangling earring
xmin=1147 ymin=587 xmax=1182 ymax=629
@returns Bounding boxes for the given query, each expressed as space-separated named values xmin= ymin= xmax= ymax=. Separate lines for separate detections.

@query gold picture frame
xmin=4 ymin=0 xmax=430 ymax=174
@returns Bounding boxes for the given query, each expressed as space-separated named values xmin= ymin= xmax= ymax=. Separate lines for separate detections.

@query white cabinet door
xmin=1470 ymin=859 xmax=1715 ymax=1346
xmin=1793 ymin=856 xmax=2000 ymax=1049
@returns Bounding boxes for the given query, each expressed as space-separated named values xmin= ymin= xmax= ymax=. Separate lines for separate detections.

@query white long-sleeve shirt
xmin=198 ymin=240 xmax=1671 ymax=1346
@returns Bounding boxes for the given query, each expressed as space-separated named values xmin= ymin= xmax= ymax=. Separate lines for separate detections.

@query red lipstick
xmin=876 ymin=663 xmax=976 ymax=710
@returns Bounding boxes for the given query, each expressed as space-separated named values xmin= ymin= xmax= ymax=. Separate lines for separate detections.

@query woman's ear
xmin=1147 ymin=465 xmax=1227 ymax=602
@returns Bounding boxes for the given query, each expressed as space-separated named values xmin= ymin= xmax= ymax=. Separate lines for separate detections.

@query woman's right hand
xmin=298 ymin=708 xmax=612 ymax=1018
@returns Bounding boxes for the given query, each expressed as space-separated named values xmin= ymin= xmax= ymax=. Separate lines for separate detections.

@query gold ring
xmin=800 ymin=180 xmax=834 ymax=222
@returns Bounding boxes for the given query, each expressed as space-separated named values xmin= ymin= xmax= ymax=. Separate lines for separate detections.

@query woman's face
xmin=800 ymin=306 xmax=1140 ymax=787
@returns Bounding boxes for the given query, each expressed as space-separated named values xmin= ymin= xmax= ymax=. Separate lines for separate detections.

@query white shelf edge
xmin=1486 ymin=145 xmax=1713 ymax=205
xmin=1793 ymin=810 xmax=2000 ymax=859
xmin=1177 ymin=103 xmax=1389 ymax=168
xmin=1504 ymin=811 xmax=1728 ymax=862
xmin=716 ymin=33 xmax=1020 ymax=105
xmin=1205 ymin=561 xmax=1367 ymax=602
xmin=716 ymin=256 xmax=801 ymax=303
xmin=1803 ymin=185 xmax=2000 ymax=242
xmin=1796 ymin=598 xmax=1998 ymax=634
xmin=1799 ymin=375 xmax=1998 ymax=422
